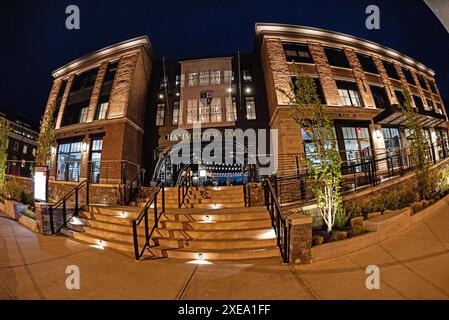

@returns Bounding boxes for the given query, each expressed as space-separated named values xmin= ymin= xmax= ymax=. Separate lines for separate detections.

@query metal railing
xmin=121 ymin=168 xmax=145 ymax=205
xmin=49 ymin=179 xmax=89 ymax=234
xmin=178 ymin=168 xmax=192 ymax=208
xmin=131 ymin=182 xmax=165 ymax=260
xmin=6 ymin=160 xmax=35 ymax=178
xmin=264 ymin=178 xmax=289 ymax=263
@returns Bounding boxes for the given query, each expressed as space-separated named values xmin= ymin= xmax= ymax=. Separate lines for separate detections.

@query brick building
xmin=41 ymin=24 xmax=449 ymax=195
xmin=0 ymin=111 xmax=38 ymax=177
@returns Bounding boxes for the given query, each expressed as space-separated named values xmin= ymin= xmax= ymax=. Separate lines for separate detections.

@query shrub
xmin=313 ymin=235 xmax=324 ymax=246
xmin=3 ymin=180 xmax=34 ymax=205
xmin=429 ymin=199 xmax=435 ymax=206
xmin=23 ymin=209 xmax=36 ymax=220
xmin=422 ymin=200 xmax=429 ymax=209
xmin=411 ymin=201 xmax=424 ymax=214
xmin=330 ymin=230 xmax=348 ymax=242
xmin=350 ymin=216 xmax=364 ymax=227
xmin=350 ymin=225 xmax=364 ymax=237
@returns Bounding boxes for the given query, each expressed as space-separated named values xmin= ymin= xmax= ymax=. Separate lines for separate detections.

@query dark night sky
xmin=1 ymin=0 xmax=448 ymax=129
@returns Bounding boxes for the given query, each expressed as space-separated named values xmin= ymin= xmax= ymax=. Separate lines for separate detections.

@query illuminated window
xmin=172 ymin=101 xmax=180 ymax=125
xmin=225 ymin=97 xmax=237 ymax=122
xmin=188 ymin=73 xmax=198 ymax=87
xmin=199 ymin=71 xmax=209 ymax=85
xmin=79 ymin=107 xmax=88 ymax=123
xmin=156 ymin=103 xmax=165 ymax=126
xmin=337 ymin=81 xmax=363 ymax=107
xmin=245 ymin=96 xmax=256 ymax=120
xmin=23 ymin=145 xmax=27 ymax=154
xmin=95 ymin=102 xmax=108 ymax=120
xmin=211 ymin=98 xmax=222 ymax=122
xmin=210 ymin=70 xmax=221 ymax=85
xmin=187 ymin=99 xmax=198 ymax=124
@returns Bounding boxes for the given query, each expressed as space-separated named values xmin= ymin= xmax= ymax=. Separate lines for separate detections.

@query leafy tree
xmin=398 ymin=88 xmax=431 ymax=200
xmin=0 ymin=118 xmax=10 ymax=192
xmin=279 ymin=68 xmax=346 ymax=233
xmin=35 ymin=102 xmax=57 ymax=166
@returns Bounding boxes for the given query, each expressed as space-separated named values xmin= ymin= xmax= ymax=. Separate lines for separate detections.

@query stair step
xmin=153 ymin=227 xmax=276 ymax=240
xmin=149 ymin=246 xmax=280 ymax=260
xmin=161 ymin=219 xmax=271 ymax=230
xmin=155 ymin=237 xmax=277 ymax=250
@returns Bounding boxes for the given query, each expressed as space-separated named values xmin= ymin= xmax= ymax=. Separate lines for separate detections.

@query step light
xmin=118 ymin=211 xmax=128 ymax=218
xmin=198 ymin=253 xmax=203 ymax=260
xmin=205 ymin=215 xmax=210 ymax=221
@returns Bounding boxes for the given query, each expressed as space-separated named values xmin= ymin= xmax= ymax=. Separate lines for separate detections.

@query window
xmin=429 ymin=80 xmax=437 ymax=94
xmin=324 ymin=47 xmax=350 ymax=68
xmin=23 ymin=145 xmax=27 ymax=154
xmin=401 ymin=67 xmax=415 ymax=85
xmin=199 ymin=71 xmax=209 ymax=85
xmin=211 ymin=98 xmax=222 ymax=122
xmin=382 ymin=127 xmax=401 ymax=150
xmin=291 ymin=77 xmax=326 ymax=104
xmin=187 ymin=99 xmax=198 ymax=124
xmin=382 ymin=61 xmax=400 ymax=80
xmin=71 ymin=67 xmax=99 ymax=92
xmin=188 ymin=72 xmax=198 ymax=87
xmin=199 ymin=101 xmax=210 ymax=123
xmin=224 ymin=70 xmax=232 ymax=84
xmin=417 ymin=74 xmax=429 ymax=91
xmin=436 ymin=103 xmax=444 ymax=115
xmin=412 ymin=95 xmax=424 ymax=109
xmin=175 ymin=74 xmax=181 ymax=87
xmin=32 ymin=148 xmax=36 ymax=156
xmin=89 ymin=138 xmax=103 ymax=183
xmin=225 ymin=97 xmax=237 ymax=121
xmin=210 ymin=70 xmax=221 ymax=85
xmin=245 ymin=96 xmax=256 ymax=120
xmin=103 ymin=61 xmax=119 ymax=83
xmin=282 ymin=42 xmax=313 ymax=63
xmin=394 ymin=90 xmax=406 ymax=106
xmin=357 ymin=53 xmax=378 ymax=74
xmin=342 ymin=127 xmax=371 ymax=170
xmin=426 ymin=99 xmax=434 ymax=111
xmin=242 ymin=69 xmax=253 ymax=83
xmin=155 ymin=103 xmax=165 ymax=126
xmin=370 ymin=85 xmax=389 ymax=109
xmin=172 ymin=101 xmax=180 ymax=125
xmin=13 ymin=141 xmax=18 ymax=151
xmin=56 ymin=140 xmax=82 ymax=181
xmin=95 ymin=102 xmax=108 ymax=120
xmin=336 ymin=80 xmax=363 ymax=107
xmin=79 ymin=106 xmax=88 ymax=123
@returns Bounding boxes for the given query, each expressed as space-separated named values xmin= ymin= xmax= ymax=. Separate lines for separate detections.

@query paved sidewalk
xmin=1 ymin=204 xmax=449 ymax=300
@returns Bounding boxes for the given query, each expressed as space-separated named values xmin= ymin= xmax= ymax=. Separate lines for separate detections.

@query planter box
xmin=17 ymin=213 xmax=37 ymax=232
xmin=4 ymin=200 xmax=27 ymax=220
xmin=0 ymin=201 xmax=4 ymax=213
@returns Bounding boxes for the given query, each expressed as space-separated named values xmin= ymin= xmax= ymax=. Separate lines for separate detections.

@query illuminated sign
xmin=34 ymin=166 xmax=47 ymax=202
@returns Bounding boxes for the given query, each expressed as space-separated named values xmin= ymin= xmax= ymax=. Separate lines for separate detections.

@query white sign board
xmin=34 ymin=167 xmax=47 ymax=202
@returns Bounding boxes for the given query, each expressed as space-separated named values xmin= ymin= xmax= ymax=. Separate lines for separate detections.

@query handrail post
xmin=75 ymin=187 xmax=79 ymax=217
xmin=62 ymin=199 xmax=67 ymax=228
xmin=144 ymin=206 xmax=149 ymax=247
xmin=162 ymin=184 xmax=165 ymax=213
xmin=86 ymin=180 xmax=90 ymax=206
xmin=154 ymin=192 xmax=158 ymax=229
xmin=49 ymin=205 xmax=55 ymax=234
xmin=132 ymin=221 xmax=139 ymax=260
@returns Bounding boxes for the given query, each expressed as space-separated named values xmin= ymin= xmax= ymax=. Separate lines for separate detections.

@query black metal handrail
xmin=178 ymin=168 xmax=192 ymax=208
xmin=49 ymin=179 xmax=90 ymax=234
xmin=264 ymin=178 xmax=289 ymax=263
xmin=131 ymin=182 xmax=165 ymax=260
xmin=121 ymin=168 xmax=145 ymax=205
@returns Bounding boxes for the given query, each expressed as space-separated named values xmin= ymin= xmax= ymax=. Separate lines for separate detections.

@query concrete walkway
xmin=1 ymin=203 xmax=449 ymax=300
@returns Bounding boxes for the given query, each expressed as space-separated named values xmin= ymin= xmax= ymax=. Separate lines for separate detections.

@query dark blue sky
xmin=1 ymin=0 xmax=448 ymax=128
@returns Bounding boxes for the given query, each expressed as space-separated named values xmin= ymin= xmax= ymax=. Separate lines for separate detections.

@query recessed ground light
xmin=118 ymin=212 xmax=128 ymax=218
xmin=97 ymin=240 xmax=104 ymax=247
xmin=205 ymin=215 xmax=210 ymax=221
xmin=198 ymin=253 xmax=203 ymax=260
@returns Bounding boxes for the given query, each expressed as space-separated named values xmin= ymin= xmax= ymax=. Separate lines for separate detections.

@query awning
xmin=374 ymin=105 xmax=447 ymax=128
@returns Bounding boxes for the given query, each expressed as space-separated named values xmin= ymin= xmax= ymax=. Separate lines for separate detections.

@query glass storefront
xmin=89 ymin=138 xmax=103 ymax=183
xmin=341 ymin=127 xmax=370 ymax=169
xmin=382 ymin=127 xmax=401 ymax=151
xmin=56 ymin=140 xmax=82 ymax=181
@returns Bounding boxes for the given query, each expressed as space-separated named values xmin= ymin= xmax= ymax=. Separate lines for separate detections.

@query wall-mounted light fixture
xmin=376 ymin=129 xmax=381 ymax=139
xmin=50 ymin=146 xmax=56 ymax=154
xmin=82 ymin=142 xmax=88 ymax=152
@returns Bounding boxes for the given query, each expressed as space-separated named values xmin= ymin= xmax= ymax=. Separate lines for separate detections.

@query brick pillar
xmin=344 ymin=48 xmax=376 ymax=108
xmin=87 ymin=62 xmax=108 ymax=122
xmin=55 ymin=74 xmax=75 ymax=129
xmin=394 ymin=63 xmax=416 ymax=108
xmin=288 ymin=213 xmax=312 ymax=264
xmin=260 ymin=38 xmax=292 ymax=110
xmin=108 ymin=53 xmax=139 ymax=119
xmin=372 ymin=56 xmax=398 ymax=105
xmin=35 ymin=203 xmax=52 ymax=235
xmin=308 ymin=43 xmax=341 ymax=106
xmin=410 ymin=70 xmax=429 ymax=110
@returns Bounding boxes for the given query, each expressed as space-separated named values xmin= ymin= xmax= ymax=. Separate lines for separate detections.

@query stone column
xmin=35 ymin=202 xmax=52 ymax=235
xmin=287 ymin=213 xmax=312 ymax=264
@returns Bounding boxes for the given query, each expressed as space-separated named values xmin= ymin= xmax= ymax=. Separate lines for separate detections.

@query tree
xmin=35 ymin=102 xmax=57 ymax=166
xmin=279 ymin=68 xmax=345 ymax=233
xmin=398 ymin=88 xmax=431 ymax=199
xmin=0 ymin=118 xmax=10 ymax=192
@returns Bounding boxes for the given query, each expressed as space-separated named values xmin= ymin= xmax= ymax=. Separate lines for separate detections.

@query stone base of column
xmin=288 ymin=213 xmax=313 ymax=264
xmin=35 ymin=202 xmax=53 ymax=235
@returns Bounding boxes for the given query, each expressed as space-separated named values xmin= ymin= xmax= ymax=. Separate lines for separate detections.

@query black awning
xmin=374 ymin=105 xmax=446 ymax=128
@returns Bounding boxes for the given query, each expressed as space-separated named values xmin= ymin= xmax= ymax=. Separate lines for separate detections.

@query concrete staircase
xmin=61 ymin=185 xmax=280 ymax=261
